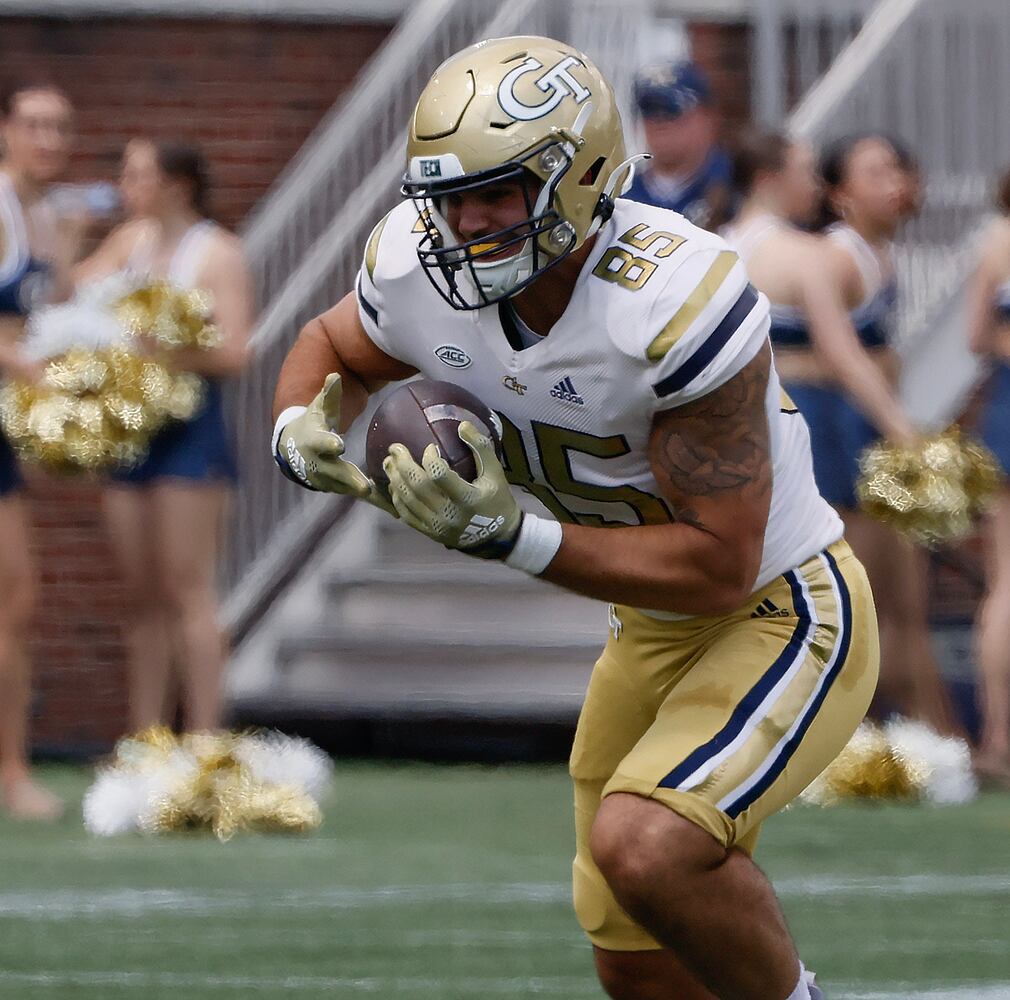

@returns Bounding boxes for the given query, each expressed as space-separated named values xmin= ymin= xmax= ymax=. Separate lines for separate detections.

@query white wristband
xmin=271 ymin=405 xmax=308 ymax=457
xmin=505 ymin=514 xmax=564 ymax=576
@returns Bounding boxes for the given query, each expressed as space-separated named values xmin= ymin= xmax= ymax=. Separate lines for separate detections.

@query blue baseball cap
xmin=633 ymin=60 xmax=712 ymax=119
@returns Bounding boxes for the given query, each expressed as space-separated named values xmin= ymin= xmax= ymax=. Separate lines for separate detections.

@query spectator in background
xmin=0 ymin=80 xmax=80 ymax=820
xmin=76 ymin=139 xmax=252 ymax=734
xmin=965 ymin=166 xmax=1010 ymax=785
xmin=624 ymin=60 xmax=734 ymax=230
xmin=812 ymin=133 xmax=959 ymax=735
xmin=723 ymin=129 xmax=918 ymax=449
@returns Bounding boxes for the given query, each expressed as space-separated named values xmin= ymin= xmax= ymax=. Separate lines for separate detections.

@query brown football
xmin=365 ymin=379 xmax=503 ymax=500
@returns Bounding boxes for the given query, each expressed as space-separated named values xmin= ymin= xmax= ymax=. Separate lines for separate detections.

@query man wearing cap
xmin=625 ymin=60 xmax=735 ymax=231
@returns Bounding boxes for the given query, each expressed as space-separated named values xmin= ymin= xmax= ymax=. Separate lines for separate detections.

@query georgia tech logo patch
xmin=434 ymin=344 xmax=472 ymax=369
xmin=502 ymin=375 xmax=528 ymax=395
xmin=497 ymin=55 xmax=591 ymax=122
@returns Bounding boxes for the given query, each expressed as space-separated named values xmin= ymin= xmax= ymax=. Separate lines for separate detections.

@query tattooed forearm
xmin=648 ymin=343 xmax=773 ymax=523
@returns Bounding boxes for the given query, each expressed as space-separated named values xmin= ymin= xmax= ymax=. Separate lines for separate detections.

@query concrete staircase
xmin=226 ymin=500 xmax=610 ymax=725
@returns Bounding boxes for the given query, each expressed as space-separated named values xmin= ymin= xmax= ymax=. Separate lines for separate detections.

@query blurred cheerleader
xmin=817 ymin=134 xmax=961 ymax=735
xmin=0 ymin=80 xmax=81 ymax=820
xmin=723 ymin=130 xmax=917 ymax=449
xmin=76 ymin=140 xmax=252 ymax=734
xmin=725 ymin=131 xmax=959 ymax=736
xmin=964 ymin=166 xmax=1010 ymax=784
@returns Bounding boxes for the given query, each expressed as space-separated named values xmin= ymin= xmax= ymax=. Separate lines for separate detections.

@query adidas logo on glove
xmin=459 ymin=513 xmax=506 ymax=547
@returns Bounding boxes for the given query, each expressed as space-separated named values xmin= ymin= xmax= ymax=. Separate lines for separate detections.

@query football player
xmin=272 ymin=36 xmax=878 ymax=1000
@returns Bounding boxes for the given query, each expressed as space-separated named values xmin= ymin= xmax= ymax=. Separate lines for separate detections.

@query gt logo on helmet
xmin=497 ymin=55 xmax=592 ymax=122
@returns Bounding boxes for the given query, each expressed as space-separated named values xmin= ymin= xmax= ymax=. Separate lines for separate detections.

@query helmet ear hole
xmin=580 ymin=156 xmax=607 ymax=186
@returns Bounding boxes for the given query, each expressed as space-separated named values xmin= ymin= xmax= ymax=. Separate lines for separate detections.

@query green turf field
xmin=0 ymin=763 xmax=1008 ymax=999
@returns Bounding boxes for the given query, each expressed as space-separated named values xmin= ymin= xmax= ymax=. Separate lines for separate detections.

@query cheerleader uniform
xmin=979 ymin=279 xmax=1010 ymax=476
xmin=111 ymin=221 xmax=237 ymax=486
xmin=0 ymin=174 xmax=55 ymax=496
xmin=725 ymin=216 xmax=898 ymax=508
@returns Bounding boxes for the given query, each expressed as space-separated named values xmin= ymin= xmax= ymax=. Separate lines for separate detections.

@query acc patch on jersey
xmin=434 ymin=344 xmax=472 ymax=369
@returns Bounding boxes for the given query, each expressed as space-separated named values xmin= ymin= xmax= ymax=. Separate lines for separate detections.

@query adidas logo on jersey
xmin=750 ymin=598 xmax=790 ymax=619
xmin=550 ymin=376 xmax=585 ymax=406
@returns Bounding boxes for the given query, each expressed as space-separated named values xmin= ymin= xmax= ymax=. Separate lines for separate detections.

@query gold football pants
xmin=570 ymin=539 xmax=879 ymax=951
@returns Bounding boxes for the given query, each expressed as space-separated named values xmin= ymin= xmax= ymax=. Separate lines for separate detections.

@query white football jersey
xmin=356 ymin=198 xmax=842 ymax=614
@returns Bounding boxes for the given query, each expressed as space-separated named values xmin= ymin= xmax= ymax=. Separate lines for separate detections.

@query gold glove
xmin=275 ymin=373 xmax=395 ymax=516
xmin=383 ymin=421 xmax=522 ymax=558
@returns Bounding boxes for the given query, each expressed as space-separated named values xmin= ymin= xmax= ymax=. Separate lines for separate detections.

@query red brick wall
xmin=28 ymin=476 xmax=128 ymax=754
xmin=0 ymin=14 xmax=392 ymax=753
xmin=1 ymin=15 xmax=392 ymax=229
xmin=688 ymin=20 xmax=753 ymax=130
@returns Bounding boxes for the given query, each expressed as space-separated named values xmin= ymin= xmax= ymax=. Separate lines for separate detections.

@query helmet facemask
xmin=402 ymin=135 xmax=586 ymax=311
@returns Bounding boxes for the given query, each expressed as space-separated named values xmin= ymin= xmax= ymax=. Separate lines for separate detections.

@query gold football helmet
xmin=401 ymin=35 xmax=643 ymax=310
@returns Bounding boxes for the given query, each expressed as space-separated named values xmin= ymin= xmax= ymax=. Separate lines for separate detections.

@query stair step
xmin=276 ymin=625 xmax=603 ymax=666
xmin=325 ymin=562 xmax=607 ymax=631
xmin=271 ymin=647 xmax=595 ymax=722
xmin=251 ymin=507 xmax=610 ymax=728
xmin=233 ymin=685 xmax=586 ymax=723
xmin=329 ymin=561 xmax=535 ymax=588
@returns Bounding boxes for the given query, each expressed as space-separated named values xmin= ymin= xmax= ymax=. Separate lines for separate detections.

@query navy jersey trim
xmin=356 ymin=274 xmax=379 ymax=326
xmin=497 ymin=301 xmax=526 ymax=353
xmin=652 ymin=283 xmax=760 ymax=399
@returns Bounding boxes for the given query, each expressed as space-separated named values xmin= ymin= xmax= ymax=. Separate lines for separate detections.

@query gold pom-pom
xmin=801 ymin=723 xmax=917 ymax=805
xmin=82 ymin=728 xmax=332 ymax=840
xmin=0 ymin=282 xmax=219 ymax=475
xmin=115 ymin=282 xmax=221 ymax=351
xmin=856 ymin=427 xmax=1003 ymax=546
xmin=801 ymin=719 xmax=976 ymax=807
xmin=0 ymin=348 xmax=207 ymax=475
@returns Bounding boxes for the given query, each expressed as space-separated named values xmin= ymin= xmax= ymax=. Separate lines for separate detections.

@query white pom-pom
xmin=83 ymin=743 xmax=200 ymax=836
xmin=885 ymin=718 xmax=977 ymax=806
xmin=76 ymin=272 xmax=138 ymax=309
xmin=82 ymin=770 xmax=150 ymax=836
xmin=235 ymin=732 xmax=333 ymax=803
xmin=23 ymin=301 xmax=128 ymax=361
xmin=21 ymin=273 xmax=141 ymax=363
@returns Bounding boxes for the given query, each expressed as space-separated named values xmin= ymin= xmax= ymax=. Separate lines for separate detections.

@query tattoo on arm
xmin=649 ymin=343 xmax=773 ymax=529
